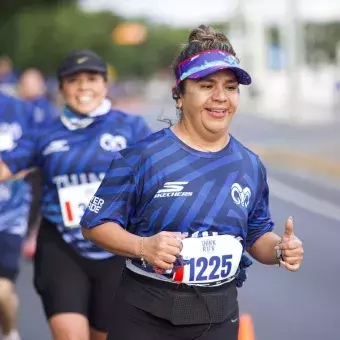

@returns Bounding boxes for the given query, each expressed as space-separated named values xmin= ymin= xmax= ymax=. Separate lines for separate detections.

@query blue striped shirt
xmin=81 ymin=128 xmax=274 ymax=270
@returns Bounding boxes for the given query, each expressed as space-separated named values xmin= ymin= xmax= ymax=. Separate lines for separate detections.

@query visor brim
xmin=186 ymin=65 xmax=252 ymax=85
xmin=59 ymin=65 xmax=107 ymax=79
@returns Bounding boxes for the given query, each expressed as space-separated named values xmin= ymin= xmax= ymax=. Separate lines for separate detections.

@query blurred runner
xmin=0 ymin=56 xmax=18 ymax=97
xmin=17 ymin=68 xmax=60 ymax=261
xmin=0 ymin=49 xmax=152 ymax=340
xmin=0 ymin=92 xmax=36 ymax=340
xmin=18 ymin=68 xmax=60 ymax=125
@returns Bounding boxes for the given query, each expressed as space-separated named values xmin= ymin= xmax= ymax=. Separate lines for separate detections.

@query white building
xmin=228 ymin=0 xmax=340 ymax=124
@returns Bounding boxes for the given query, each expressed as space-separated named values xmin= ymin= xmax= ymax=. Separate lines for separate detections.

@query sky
xmin=80 ymin=0 xmax=340 ymax=26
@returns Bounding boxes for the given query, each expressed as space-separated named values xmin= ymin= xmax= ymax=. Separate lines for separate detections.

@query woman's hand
xmin=276 ymin=217 xmax=304 ymax=271
xmin=143 ymin=232 xmax=185 ymax=270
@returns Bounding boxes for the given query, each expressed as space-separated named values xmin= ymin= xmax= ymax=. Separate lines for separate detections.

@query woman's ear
xmin=177 ymin=97 xmax=183 ymax=109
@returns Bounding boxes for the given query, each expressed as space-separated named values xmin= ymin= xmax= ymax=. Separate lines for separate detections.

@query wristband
xmin=140 ymin=237 xmax=147 ymax=268
xmin=274 ymin=238 xmax=284 ymax=266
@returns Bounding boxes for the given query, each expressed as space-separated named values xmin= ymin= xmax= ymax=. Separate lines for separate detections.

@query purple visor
xmin=176 ymin=50 xmax=252 ymax=85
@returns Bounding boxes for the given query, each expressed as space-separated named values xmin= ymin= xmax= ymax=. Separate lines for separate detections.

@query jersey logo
xmin=87 ymin=196 xmax=105 ymax=214
xmin=231 ymin=183 xmax=251 ymax=208
xmin=0 ymin=122 xmax=22 ymax=140
xmin=33 ymin=107 xmax=45 ymax=123
xmin=42 ymin=139 xmax=70 ymax=155
xmin=77 ymin=57 xmax=89 ymax=64
xmin=154 ymin=181 xmax=193 ymax=198
xmin=100 ymin=133 xmax=127 ymax=152
xmin=0 ymin=184 xmax=11 ymax=201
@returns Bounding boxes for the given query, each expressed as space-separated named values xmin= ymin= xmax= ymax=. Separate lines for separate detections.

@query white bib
xmin=173 ymin=235 xmax=243 ymax=285
xmin=0 ymin=131 xmax=15 ymax=151
xmin=58 ymin=182 xmax=101 ymax=228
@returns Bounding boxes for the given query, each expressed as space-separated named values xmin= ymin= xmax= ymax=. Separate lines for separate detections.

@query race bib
xmin=58 ymin=182 xmax=101 ymax=228
xmin=173 ymin=235 xmax=243 ymax=285
xmin=0 ymin=131 xmax=15 ymax=151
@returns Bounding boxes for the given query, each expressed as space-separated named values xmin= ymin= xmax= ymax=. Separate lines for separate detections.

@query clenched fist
xmin=143 ymin=232 xmax=186 ymax=270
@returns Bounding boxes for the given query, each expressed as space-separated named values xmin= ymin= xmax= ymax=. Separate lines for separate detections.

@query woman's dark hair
xmin=172 ymin=24 xmax=239 ymax=95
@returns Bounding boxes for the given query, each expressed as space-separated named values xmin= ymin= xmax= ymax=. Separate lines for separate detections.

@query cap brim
xmin=59 ymin=65 xmax=107 ymax=78
xmin=187 ymin=65 xmax=252 ymax=85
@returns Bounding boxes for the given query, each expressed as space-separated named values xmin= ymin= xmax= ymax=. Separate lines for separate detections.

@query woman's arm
xmin=247 ymin=217 xmax=303 ymax=271
xmin=82 ymin=223 xmax=184 ymax=270
xmin=82 ymin=222 xmax=141 ymax=258
xmin=0 ymin=160 xmax=15 ymax=182
xmin=246 ymin=231 xmax=280 ymax=265
xmin=0 ymin=160 xmax=32 ymax=182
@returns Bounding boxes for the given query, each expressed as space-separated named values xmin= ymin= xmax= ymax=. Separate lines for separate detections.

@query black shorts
xmin=0 ymin=232 xmax=22 ymax=282
xmin=107 ymin=269 xmax=239 ymax=340
xmin=33 ymin=219 xmax=125 ymax=332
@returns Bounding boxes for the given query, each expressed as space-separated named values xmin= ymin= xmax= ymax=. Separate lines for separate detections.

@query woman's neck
xmin=172 ymin=120 xmax=230 ymax=153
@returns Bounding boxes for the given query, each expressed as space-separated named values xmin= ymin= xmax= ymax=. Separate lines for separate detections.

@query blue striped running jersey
xmin=1 ymin=109 xmax=152 ymax=259
xmin=81 ymin=128 xmax=274 ymax=279
xmin=0 ymin=93 xmax=34 ymax=236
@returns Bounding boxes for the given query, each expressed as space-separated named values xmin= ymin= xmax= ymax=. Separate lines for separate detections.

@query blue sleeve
xmin=246 ymin=161 xmax=274 ymax=247
xmin=80 ymin=152 xmax=138 ymax=229
xmin=133 ymin=116 xmax=152 ymax=142
xmin=33 ymin=99 xmax=60 ymax=127
xmin=1 ymin=130 xmax=39 ymax=174
xmin=21 ymin=100 xmax=36 ymax=129
xmin=0 ymin=98 xmax=40 ymax=173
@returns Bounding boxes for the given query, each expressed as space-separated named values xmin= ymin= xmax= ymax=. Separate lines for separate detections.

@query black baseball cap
xmin=57 ymin=49 xmax=107 ymax=80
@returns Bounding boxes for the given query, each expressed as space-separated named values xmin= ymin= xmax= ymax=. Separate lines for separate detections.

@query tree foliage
xmin=0 ymin=3 xmax=338 ymax=79
xmin=304 ymin=22 xmax=340 ymax=64
xmin=0 ymin=4 xmax=191 ymax=79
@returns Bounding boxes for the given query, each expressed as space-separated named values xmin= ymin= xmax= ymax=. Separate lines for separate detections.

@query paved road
xmin=239 ymin=163 xmax=340 ymax=340
xmin=14 ymin=104 xmax=340 ymax=340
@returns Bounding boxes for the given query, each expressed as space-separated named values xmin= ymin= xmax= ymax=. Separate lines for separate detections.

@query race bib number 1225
xmin=172 ymin=235 xmax=243 ymax=285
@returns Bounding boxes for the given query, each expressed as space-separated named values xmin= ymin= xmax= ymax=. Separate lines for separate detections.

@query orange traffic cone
xmin=238 ymin=314 xmax=255 ymax=340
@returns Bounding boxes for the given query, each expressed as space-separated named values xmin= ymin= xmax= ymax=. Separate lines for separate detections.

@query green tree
xmin=0 ymin=0 xmax=76 ymax=58
xmin=0 ymin=4 xmax=225 ymax=79
xmin=305 ymin=22 xmax=340 ymax=64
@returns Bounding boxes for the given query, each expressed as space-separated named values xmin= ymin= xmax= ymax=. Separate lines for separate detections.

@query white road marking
xmin=268 ymin=177 xmax=340 ymax=223
xmin=269 ymin=165 xmax=340 ymax=192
